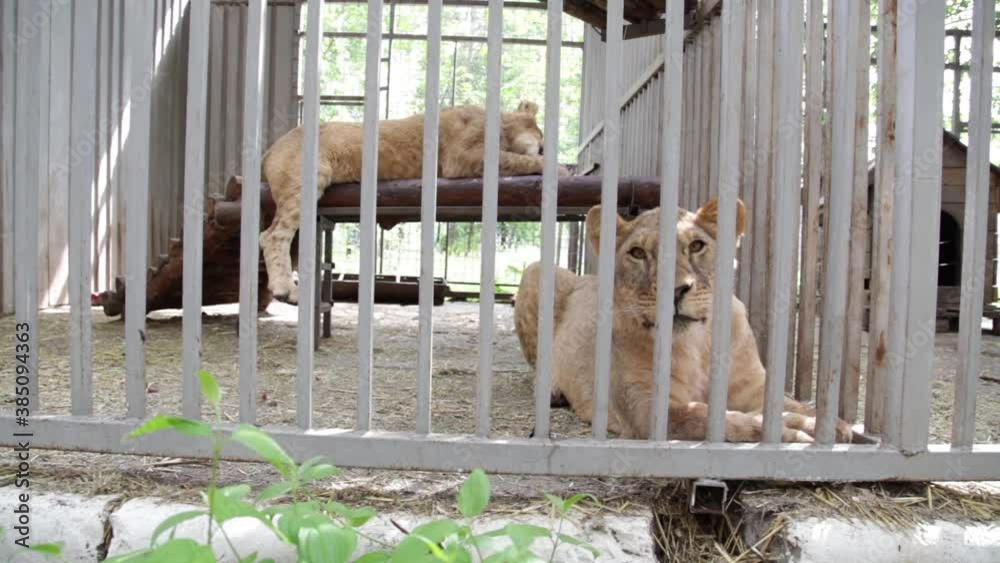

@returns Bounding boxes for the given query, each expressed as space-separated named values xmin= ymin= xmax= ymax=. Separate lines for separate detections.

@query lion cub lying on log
xmin=260 ymin=101 xmax=567 ymax=304
xmin=514 ymin=199 xmax=853 ymax=442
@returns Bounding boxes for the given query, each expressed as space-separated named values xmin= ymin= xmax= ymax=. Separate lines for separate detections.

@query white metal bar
xmin=13 ymin=0 xmax=40 ymax=412
xmin=416 ymin=0 xmax=442 ymax=435
xmin=839 ymin=3 xmax=870 ymax=423
xmin=650 ymin=0 xmax=683 ymax=441
xmin=591 ymin=0 xmax=623 ymax=441
xmin=533 ymin=0 xmax=562 ymax=440
xmin=475 ymin=0 xmax=501 ymax=437
xmin=737 ymin=0 xmax=757 ymax=306
xmin=69 ymin=5 xmax=98 ymax=416
xmin=15 ymin=416 xmax=1000 ymax=481
xmin=297 ymin=0 xmax=321 ymax=430
xmin=761 ymin=0 xmax=803 ymax=443
xmin=866 ymin=0 xmax=897 ymax=435
xmin=705 ymin=0 xmax=745 ymax=443
xmin=795 ymin=0 xmax=824 ymax=403
xmin=749 ymin=0 xmax=773 ymax=351
xmin=238 ymin=0 xmax=267 ymax=424
xmin=895 ymin=0 xmax=946 ymax=453
xmin=124 ymin=0 xmax=155 ymax=419
xmin=952 ymin=0 xmax=994 ymax=448
xmin=815 ymin=0 xmax=858 ymax=444
xmin=182 ymin=0 xmax=212 ymax=419
xmin=357 ymin=0 xmax=384 ymax=431
xmin=690 ymin=34 xmax=704 ymax=210
xmin=708 ymin=20 xmax=720 ymax=199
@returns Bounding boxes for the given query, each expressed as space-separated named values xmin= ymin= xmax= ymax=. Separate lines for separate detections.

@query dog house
xmin=864 ymin=130 xmax=1000 ymax=333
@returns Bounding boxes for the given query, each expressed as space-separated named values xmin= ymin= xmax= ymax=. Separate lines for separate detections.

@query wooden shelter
xmin=865 ymin=131 xmax=1000 ymax=332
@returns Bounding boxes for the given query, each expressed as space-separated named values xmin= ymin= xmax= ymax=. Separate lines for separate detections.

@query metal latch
xmin=689 ymin=478 xmax=728 ymax=515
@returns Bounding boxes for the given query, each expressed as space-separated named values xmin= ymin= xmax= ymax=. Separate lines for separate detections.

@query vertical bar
xmin=297 ymin=0 xmax=321 ymax=430
xmin=124 ymin=0 xmax=154 ymax=419
xmin=13 ymin=0 xmax=40 ymax=411
xmin=749 ymin=0 xmax=773 ymax=356
xmin=884 ymin=0 xmax=946 ymax=452
xmin=705 ymin=0 xmax=745 ymax=443
xmin=796 ymin=0 xmax=824 ymax=402
xmin=839 ymin=4 xmax=870 ymax=423
xmin=475 ymin=0 xmax=501 ymax=437
xmin=0 ymin=2 xmax=15 ymax=315
xmin=698 ymin=31 xmax=711 ymax=205
xmin=182 ymin=0 xmax=211 ymax=419
xmin=951 ymin=0 xmax=994 ymax=448
xmin=690 ymin=34 xmax=703 ymax=209
xmin=357 ymin=0 xmax=383 ymax=431
xmin=650 ymin=0 xmax=683 ymax=441
xmin=737 ymin=0 xmax=757 ymax=306
xmin=69 ymin=2 xmax=98 ymax=416
xmin=416 ymin=0 xmax=442 ymax=435
xmin=238 ymin=0 xmax=267 ymax=424
xmin=533 ymin=0 xmax=561 ymax=440
xmin=866 ymin=0 xmax=897 ymax=435
xmin=815 ymin=0 xmax=858 ymax=444
xmin=950 ymin=35 xmax=961 ymax=135
xmin=761 ymin=0 xmax=803 ymax=442
xmin=896 ymin=0 xmax=945 ymax=453
xmin=707 ymin=22 xmax=719 ymax=199
xmin=591 ymin=0 xmax=623 ymax=440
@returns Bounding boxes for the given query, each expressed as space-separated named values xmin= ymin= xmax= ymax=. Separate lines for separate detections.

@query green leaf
xmin=297 ymin=516 xmax=356 ymax=563
xmin=150 ymin=510 xmax=207 ymax=545
xmin=196 ymin=370 xmax=221 ymax=406
xmin=125 ymin=416 xmax=211 ymax=440
xmin=457 ymin=469 xmax=490 ymax=518
xmin=230 ymin=424 xmax=295 ymax=478
xmin=561 ymin=493 xmax=596 ymax=514
xmin=239 ymin=552 xmax=259 ymax=563
xmin=27 ymin=543 xmax=63 ymax=556
xmin=556 ymin=533 xmax=600 ymax=557
xmin=326 ymin=502 xmax=376 ymax=527
xmin=392 ymin=519 xmax=460 ymax=562
xmin=129 ymin=539 xmax=217 ymax=563
xmin=299 ymin=462 xmax=341 ymax=484
xmin=354 ymin=552 xmax=393 ymax=563
xmin=502 ymin=523 xmax=550 ymax=549
xmin=256 ymin=481 xmax=295 ymax=503
xmin=208 ymin=485 xmax=262 ymax=524
xmin=543 ymin=494 xmax=565 ymax=513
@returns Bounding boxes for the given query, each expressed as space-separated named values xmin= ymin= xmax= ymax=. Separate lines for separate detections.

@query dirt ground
xmin=2 ymin=300 xmax=998 ymax=442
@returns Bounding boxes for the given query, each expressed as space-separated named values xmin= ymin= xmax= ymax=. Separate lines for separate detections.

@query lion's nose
xmin=674 ymin=283 xmax=692 ymax=306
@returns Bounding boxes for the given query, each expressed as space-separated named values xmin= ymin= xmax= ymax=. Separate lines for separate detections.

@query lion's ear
xmin=586 ymin=205 xmax=633 ymax=255
xmin=694 ymin=198 xmax=746 ymax=240
xmin=517 ymin=100 xmax=539 ymax=116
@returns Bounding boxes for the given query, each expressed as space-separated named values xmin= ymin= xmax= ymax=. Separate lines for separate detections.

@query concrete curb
xmin=0 ymin=489 xmax=119 ymax=563
xmin=1 ymin=488 xmax=654 ymax=562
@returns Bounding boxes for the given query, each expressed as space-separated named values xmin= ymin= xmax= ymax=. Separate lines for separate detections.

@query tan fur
xmin=514 ymin=199 xmax=853 ymax=443
xmin=260 ymin=100 xmax=567 ymax=303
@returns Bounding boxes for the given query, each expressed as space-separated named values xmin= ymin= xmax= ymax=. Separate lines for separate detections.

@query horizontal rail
xmin=316 ymin=30 xmax=583 ymax=48
xmin=7 ymin=416 xmax=1000 ymax=481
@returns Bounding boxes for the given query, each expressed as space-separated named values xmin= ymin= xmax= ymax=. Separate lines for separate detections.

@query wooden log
xmin=214 ymin=175 xmax=665 ymax=227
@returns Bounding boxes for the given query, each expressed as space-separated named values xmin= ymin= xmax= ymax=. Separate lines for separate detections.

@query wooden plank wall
xmin=0 ymin=0 xmax=298 ymax=314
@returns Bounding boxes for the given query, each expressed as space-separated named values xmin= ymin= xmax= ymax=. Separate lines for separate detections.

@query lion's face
xmin=585 ymin=198 xmax=746 ymax=326
xmin=502 ymin=100 xmax=544 ymax=156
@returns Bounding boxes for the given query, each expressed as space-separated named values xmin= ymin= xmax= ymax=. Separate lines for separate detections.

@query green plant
xmin=104 ymin=371 xmax=599 ymax=562
xmin=0 ymin=529 xmax=63 ymax=560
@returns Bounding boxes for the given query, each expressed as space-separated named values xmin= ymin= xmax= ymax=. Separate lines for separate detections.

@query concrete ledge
xmin=750 ymin=517 xmax=1000 ymax=562
xmin=0 ymin=488 xmax=119 ymax=563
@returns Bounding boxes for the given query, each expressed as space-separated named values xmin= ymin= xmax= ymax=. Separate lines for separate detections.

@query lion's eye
xmin=628 ymin=247 xmax=646 ymax=260
xmin=689 ymin=240 xmax=705 ymax=253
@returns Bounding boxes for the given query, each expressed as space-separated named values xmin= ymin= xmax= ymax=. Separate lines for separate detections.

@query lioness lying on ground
xmin=260 ymin=101 xmax=567 ymax=304
xmin=514 ymin=199 xmax=853 ymax=442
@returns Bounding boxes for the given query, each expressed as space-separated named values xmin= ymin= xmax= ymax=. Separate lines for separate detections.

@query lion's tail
xmin=513 ymin=262 xmax=578 ymax=367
